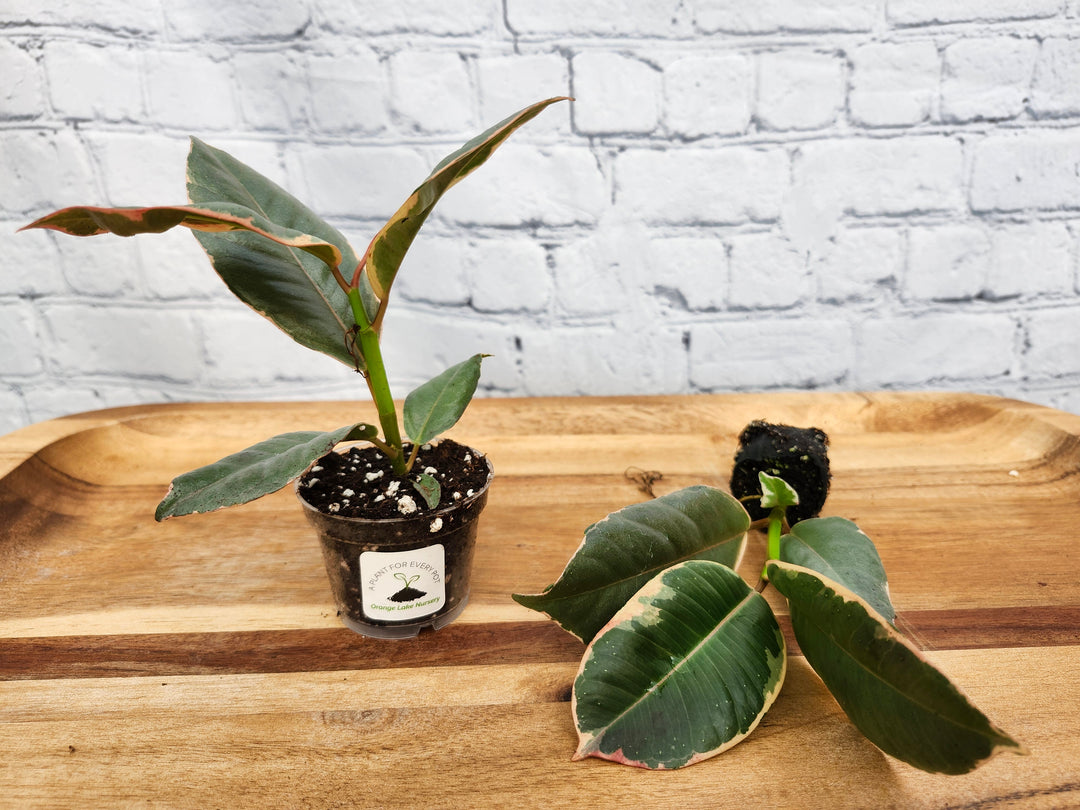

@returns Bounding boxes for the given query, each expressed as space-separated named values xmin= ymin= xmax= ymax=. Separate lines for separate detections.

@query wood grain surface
xmin=1 ymin=392 xmax=1078 ymax=808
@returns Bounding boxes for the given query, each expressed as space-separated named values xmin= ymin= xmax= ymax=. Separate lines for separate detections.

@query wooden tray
xmin=2 ymin=392 xmax=1078 ymax=807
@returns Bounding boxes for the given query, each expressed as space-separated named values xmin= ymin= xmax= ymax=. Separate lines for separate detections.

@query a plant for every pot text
xmin=514 ymin=422 xmax=1026 ymax=774
xmin=23 ymin=97 xmax=568 ymax=637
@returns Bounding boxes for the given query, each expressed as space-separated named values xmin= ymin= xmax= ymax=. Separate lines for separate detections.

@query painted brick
xmin=0 ymin=386 xmax=27 ymax=437
xmin=0 ymin=303 xmax=42 ymax=375
xmin=1 ymin=224 xmax=67 ymax=296
xmin=1031 ymin=38 xmax=1080 ymax=118
xmin=941 ymin=38 xmax=1039 ymax=123
xmin=1025 ymin=306 xmax=1080 ymax=377
xmin=287 ymin=145 xmax=428 ymax=219
xmin=317 ymin=0 xmax=496 ymax=35
xmin=144 ymin=49 xmax=237 ymax=130
xmin=888 ymin=0 xmax=1060 ymax=26
xmin=309 ymin=49 xmax=389 ymax=135
xmin=849 ymin=41 xmax=940 ymax=127
xmin=508 ymin=0 xmax=688 ymax=36
xmin=1 ymin=39 xmax=44 ymax=119
xmin=757 ymin=51 xmax=845 ymax=132
xmin=234 ymin=51 xmax=309 ymax=131
xmin=664 ymin=55 xmax=752 ymax=138
xmin=689 ymin=319 xmax=853 ymax=390
xmin=572 ymin=52 xmax=661 ymax=136
xmin=43 ymin=40 xmax=143 ymax=122
xmin=971 ymin=131 xmax=1080 ymax=213
xmin=379 ymin=308 xmax=520 ymax=393
xmin=394 ymin=236 xmax=470 ymax=307
xmin=729 ymin=232 xmax=811 ymax=309
xmin=0 ymin=1 xmax=164 ymax=32
xmin=83 ymin=132 xmax=193 ymax=203
xmin=467 ymin=238 xmax=551 ymax=314
xmin=550 ymin=220 xmax=653 ymax=317
xmin=616 ymin=146 xmax=788 ymax=225
xmin=857 ymin=313 xmax=1015 ymax=385
xmin=793 ymin=137 xmax=964 ymax=217
xmin=815 ymin=226 xmax=905 ymax=302
xmin=198 ymin=306 xmax=347 ymax=385
xmin=988 ymin=222 xmax=1073 ymax=299
xmin=390 ymin=52 xmax=474 ymax=135
xmin=41 ymin=304 xmax=203 ymax=382
xmin=163 ymin=0 xmax=311 ymax=40
xmin=0 ymin=129 xmax=96 ymax=214
xmin=648 ymin=237 xmax=729 ymax=311
xmin=477 ymin=55 xmax=571 ymax=136
xmin=696 ymin=0 xmax=876 ymax=33
xmin=906 ymin=224 xmax=990 ymax=301
xmin=137 ymin=230 xmax=223 ymax=300
xmin=521 ymin=325 xmax=687 ymax=396
xmin=438 ymin=145 xmax=607 ymax=227
xmin=53 ymin=234 xmax=141 ymax=297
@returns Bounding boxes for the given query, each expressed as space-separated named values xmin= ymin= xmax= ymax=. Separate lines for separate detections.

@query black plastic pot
xmin=296 ymin=449 xmax=493 ymax=639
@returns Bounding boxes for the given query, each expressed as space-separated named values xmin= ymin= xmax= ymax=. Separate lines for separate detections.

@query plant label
xmin=360 ymin=545 xmax=446 ymax=622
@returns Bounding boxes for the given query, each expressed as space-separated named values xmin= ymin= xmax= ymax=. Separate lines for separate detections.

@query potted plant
xmin=514 ymin=422 xmax=1026 ymax=774
xmin=22 ymin=96 xmax=569 ymax=638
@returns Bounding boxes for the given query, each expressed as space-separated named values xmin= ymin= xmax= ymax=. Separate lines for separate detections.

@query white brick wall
xmin=4 ymin=1 xmax=1080 ymax=434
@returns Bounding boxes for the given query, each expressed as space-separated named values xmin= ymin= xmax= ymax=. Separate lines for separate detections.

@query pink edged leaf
xmin=363 ymin=96 xmax=569 ymax=330
xmin=155 ymin=423 xmax=377 ymax=521
xmin=767 ymin=560 xmax=1026 ymax=774
xmin=572 ymin=560 xmax=786 ymax=769
xmin=22 ymin=203 xmax=344 ymax=272
xmin=513 ymin=486 xmax=749 ymax=644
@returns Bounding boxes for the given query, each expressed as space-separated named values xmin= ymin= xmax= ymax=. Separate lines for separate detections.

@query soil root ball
xmin=730 ymin=420 xmax=831 ymax=523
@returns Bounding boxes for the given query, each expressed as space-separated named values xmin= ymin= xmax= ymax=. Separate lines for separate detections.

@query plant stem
xmin=760 ymin=506 xmax=785 ymax=584
xmin=346 ymin=287 xmax=407 ymax=476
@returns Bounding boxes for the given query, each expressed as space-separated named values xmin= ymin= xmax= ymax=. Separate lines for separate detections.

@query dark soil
xmin=730 ymin=420 xmax=831 ymax=523
xmin=389 ymin=586 xmax=428 ymax=603
xmin=297 ymin=439 xmax=490 ymax=519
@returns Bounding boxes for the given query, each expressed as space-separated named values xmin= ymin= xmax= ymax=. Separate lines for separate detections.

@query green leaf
xmin=759 ymin=471 xmax=799 ymax=509
xmin=185 ymin=138 xmax=372 ymax=370
xmin=412 ymin=473 xmax=441 ymax=510
xmin=572 ymin=560 xmax=786 ymax=769
xmin=156 ymin=422 xmax=377 ymax=520
xmin=779 ymin=517 xmax=896 ymax=625
xmin=403 ymin=354 xmax=486 ymax=446
xmin=766 ymin=561 xmax=1026 ymax=774
xmin=363 ymin=96 xmax=569 ymax=330
xmin=513 ymin=486 xmax=750 ymax=643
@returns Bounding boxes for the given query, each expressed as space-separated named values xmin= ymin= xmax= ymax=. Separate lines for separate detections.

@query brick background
xmin=3 ymin=1 xmax=1080 ymax=436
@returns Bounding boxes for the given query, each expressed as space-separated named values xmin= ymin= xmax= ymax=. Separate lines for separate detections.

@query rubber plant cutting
xmin=23 ymin=96 xmax=568 ymax=638
xmin=514 ymin=422 xmax=1027 ymax=774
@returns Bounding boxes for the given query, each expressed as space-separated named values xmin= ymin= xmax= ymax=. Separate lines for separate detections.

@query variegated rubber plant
xmin=23 ymin=97 xmax=568 ymax=519
xmin=514 ymin=476 xmax=1026 ymax=774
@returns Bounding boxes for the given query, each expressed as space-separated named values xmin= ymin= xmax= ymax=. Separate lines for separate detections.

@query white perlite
xmin=397 ymin=495 xmax=418 ymax=515
xmin=429 ymin=517 xmax=444 ymax=532
xmin=364 ymin=471 xmax=384 ymax=482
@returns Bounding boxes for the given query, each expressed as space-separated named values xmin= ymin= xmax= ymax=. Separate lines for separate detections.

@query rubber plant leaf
xmin=513 ymin=486 xmax=749 ymax=643
xmin=186 ymin=138 xmax=370 ymax=370
xmin=758 ymin=471 xmax=799 ymax=509
xmin=779 ymin=516 xmax=896 ymax=625
xmin=21 ymin=203 xmax=345 ymax=270
xmin=156 ymin=423 xmax=377 ymax=520
xmin=573 ymin=560 xmax=786 ymax=769
xmin=766 ymin=561 xmax=1026 ymax=774
xmin=363 ymin=96 xmax=569 ymax=331
xmin=403 ymin=354 xmax=486 ymax=446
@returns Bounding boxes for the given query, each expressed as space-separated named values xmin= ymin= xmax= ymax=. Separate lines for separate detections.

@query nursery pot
xmin=296 ymin=446 xmax=493 ymax=639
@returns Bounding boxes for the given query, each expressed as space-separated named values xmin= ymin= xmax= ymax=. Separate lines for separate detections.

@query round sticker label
xmin=359 ymin=545 xmax=446 ymax=622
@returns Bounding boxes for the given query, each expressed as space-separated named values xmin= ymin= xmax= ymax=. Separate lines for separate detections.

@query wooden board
xmin=1 ymin=392 xmax=1078 ymax=808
